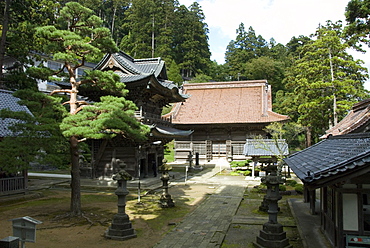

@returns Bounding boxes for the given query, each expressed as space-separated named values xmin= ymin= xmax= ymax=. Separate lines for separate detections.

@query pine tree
xmin=34 ymin=2 xmax=148 ymax=216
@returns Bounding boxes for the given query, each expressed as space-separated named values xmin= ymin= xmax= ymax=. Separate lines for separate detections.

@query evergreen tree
xmin=0 ymin=90 xmax=69 ymax=173
xmin=225 ymin=24 xmax=269 ymax=80
xmin=153 ymin=0 xmax=178 ymax=60
xmin=283 ymin=21 xmax=369 ymax=145
xmin=0 ymin=0 xmax=58 ymax=88
xmin=167 ymin=60 xmax=183 ymax=85
xmin=120 ymin=0 xmax=155 ymax=58
xmin=345 ymin=0 xmax=370 ymax=50
xmin=175 ymin=2 xmax=211 ymax=77
xmin=33 ymin=2 xmax=148 ymax=216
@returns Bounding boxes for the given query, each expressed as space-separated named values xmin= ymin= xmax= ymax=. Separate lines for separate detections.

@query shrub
xmin=230 ymin=171 xmax=240 ymax=176
xmin=295 ymin=184 xmax=304 ymax=194
xmin=279 ymin=184 xmax=286 ymax=192
xmin=230 ymin=159 xmax=252 ymax=167
xmin=286 ymin=180 xmax=298 ymax=187
xmin=242 ymin=170 xmax=251 ymax=176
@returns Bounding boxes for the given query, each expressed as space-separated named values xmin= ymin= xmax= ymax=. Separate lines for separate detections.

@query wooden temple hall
xmin=56 ymin=51 xmax=193 ymax=178
xmin=167 ymin=80 xmax=289 ymax=163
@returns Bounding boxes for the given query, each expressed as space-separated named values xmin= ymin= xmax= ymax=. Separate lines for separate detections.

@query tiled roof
xmin=0 ymin=90 xmax=33 ymax=137
xmin=151 ymin=125 xmax=193 ymax=138
xmin=93 ymin=51 xmax=187 ymax=102
xmin=244 ymin=139 xmax=289 ymax=156
xmin=284 ymin=133 xmax=370 ymax=185
xmin=322 ymin=99 xmax=370 ymax=138
xmin=94 ymin=51 xmax=165 ymax=79
xmin=171 ymin=81 xmax=289 ymax=124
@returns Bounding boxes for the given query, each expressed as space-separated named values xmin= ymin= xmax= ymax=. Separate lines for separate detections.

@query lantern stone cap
xmin=113 ymin=161 xmax=132 ymax=181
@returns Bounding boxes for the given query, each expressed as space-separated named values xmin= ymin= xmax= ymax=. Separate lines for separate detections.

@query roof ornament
xmin=108 ymin=59 xmax=114 ymax=68
xmin=306 ymin=170 xmax=314 ymax=181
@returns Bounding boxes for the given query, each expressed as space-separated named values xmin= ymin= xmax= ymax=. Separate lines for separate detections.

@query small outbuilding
xmin=244 ymin=139 xmax=289 ymax=177
xmin=284 ymin=133 xmax=370 ymax=247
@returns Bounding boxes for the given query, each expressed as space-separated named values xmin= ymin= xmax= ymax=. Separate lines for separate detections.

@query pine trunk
xmin=70 ymin=135 xmax=81 ymax=216
xmin=69 ymin=78 xmax=81 ymax=216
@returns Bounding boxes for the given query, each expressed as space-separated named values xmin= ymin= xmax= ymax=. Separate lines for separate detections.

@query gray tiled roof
xmin=93 ymin=51 xmax=187 ymax=102
xmin=114 ymin=71 xmax=150 ymax=83
xmin=284 ymin=133 xmax=370 ymax=184
xmin=94 ymin=51 xmax=164 ymax=77
xmin=0 ymin=90 xmax=33 ymax=137
xmin=243 ymin=139 xmax=289 ymax=156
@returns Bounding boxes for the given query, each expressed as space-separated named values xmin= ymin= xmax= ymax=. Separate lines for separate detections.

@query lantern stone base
xmin=254 ymin=223 xmax=292 ymax=248
xmin=159 ymin=194 xmax=175 ymax=208
xmin=105 ymin=214 xmax=137 ymax=241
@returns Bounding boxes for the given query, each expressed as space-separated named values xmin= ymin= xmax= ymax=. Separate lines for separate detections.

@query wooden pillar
xmin=304 ymin=185 xmax=309 ymax=203
xmin=309 ymin=189 xmax=316 ymax=215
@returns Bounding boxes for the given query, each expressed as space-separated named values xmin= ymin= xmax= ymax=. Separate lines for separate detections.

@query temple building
xmin=322 ymin=98 xmax=370 ymax=138
xmin=285 ymin=99 xmax=370 ymax=247
xmin=167 ymin=80 xmax=289 ymax=163
xmin=56 ymin=51 xmax=192 ymax=178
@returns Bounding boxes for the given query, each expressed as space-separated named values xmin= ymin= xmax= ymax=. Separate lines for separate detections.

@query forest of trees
xmin=1 ymin=0 xmax=370 ymax=145
xmin=1 ymin=0 xmax=370 ymax=214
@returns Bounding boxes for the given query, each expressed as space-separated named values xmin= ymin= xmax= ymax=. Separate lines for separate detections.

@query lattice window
xmin=175 ymin=142 xmax=191 ymax=150
xmin=232 ymin=143 xmax=245 ymax=155
xmin=193 ymin=143 xmax=206 ymax=155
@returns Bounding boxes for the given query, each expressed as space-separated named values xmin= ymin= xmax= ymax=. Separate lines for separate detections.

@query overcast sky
xmin=179 ymin=0 xmax=370 ymax=88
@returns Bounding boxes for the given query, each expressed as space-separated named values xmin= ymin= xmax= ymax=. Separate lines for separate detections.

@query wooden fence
xmin=0 ymin=176 xmax=27 ymax=195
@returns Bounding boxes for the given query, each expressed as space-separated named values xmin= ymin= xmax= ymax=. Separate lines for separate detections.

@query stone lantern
xmin=254 ymin=165 xmax=291 ymax=248
xmin=105 ymin=161 xmax=137 ymax=240
xmin=159 ymin=159 xmax=175 ymax=208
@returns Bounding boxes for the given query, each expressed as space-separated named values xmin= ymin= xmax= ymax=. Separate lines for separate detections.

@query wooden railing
xmin=0 ymin=177 xmax=27 ymax=195
xmin=134 ymin=108 xmax=172 ymax=126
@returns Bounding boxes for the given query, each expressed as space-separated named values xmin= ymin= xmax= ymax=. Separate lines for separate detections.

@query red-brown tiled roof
xmin=322 ymin=99 xmax=370 ymax=138
xmin=170 ymin=80 xmax=289 ymax=124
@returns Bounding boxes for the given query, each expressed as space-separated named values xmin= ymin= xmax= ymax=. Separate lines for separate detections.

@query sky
xmin=179 ymin=0 xmax=370 ymax=88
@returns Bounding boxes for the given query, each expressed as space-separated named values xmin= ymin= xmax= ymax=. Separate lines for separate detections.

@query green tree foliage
xmin=120 ymin=0 xmax=155 ymax=57
xmin=0 ymin=0 xmax=59 ymax=88
xmin=283 ymin=21 xmax=369 ymax=145
xmin=190 ymin=73 xmax=212 ymax=83
xmin=61 ymin=95 xmax=149 ymax=141
xmin=167 ymin=60 xmax=183 ymax=85
xmin=208 ymin=61 xmax=230 ymax=82
xmin=121 ymin=1 xmax=211 ymax=78
xmin=120 ymin=0 xmax=178 ymax=59
xmin=345 ymin=0 xmax=370 ymax=50
xmin=0 ymin=90 xmax=69 ymax=173
xmin=225 ymin=24 xmax=269 ymax=80
xmin=177 ymin=2 xmax=211 ymax=77
xmin=264 ymin=121 xmax=305 ymax=152
xmin=285 ymin=35 xmax=312 ymax=58
xmin=245 ymin=56 xmax=286 ymax=92
xmin=33 ymin=2 xmax=148 ymax=216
